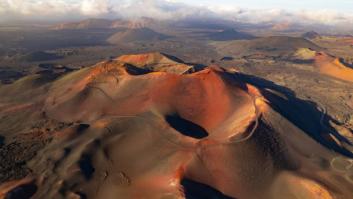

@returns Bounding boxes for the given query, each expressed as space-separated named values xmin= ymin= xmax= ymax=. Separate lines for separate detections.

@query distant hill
xmin=117 ymin=52 xmax=184 ymax=66
xmin=213 ymin=36 xmax=322 ymax=58
xmin=302 ymin=31 xmax=321 ymax=40
xmin=117 ymin=52 xmax=196 ymax=74
xmin=208 ymin=29 xmax=255 ymax=41
xmin=107 ymin=28 xmax=170 ymax=44
xmin=248 ymin=36 xmax=321 ymax=51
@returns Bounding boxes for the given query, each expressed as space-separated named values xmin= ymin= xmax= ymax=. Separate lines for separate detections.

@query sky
xmin=179 ymin=0 xmax=353 ymax=12
xmin=0 ymin=0 xmax=352 ymax=25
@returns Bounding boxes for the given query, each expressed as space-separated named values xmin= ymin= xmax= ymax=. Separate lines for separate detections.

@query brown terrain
xmin=0 ymin=52 xmax=352 ymax=199
xmin=0 ymin=17 xmax=353 ymax=199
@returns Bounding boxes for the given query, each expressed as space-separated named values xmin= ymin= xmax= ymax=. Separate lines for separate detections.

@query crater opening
xmin=165 ymin=114 xmax=208 ymax=139
xmin=181 ymin=178 xmax=235 ymax=199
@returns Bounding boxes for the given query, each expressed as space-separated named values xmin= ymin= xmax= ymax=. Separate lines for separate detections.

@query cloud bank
xmin=0 ymin=0 xmax=352 ymax=27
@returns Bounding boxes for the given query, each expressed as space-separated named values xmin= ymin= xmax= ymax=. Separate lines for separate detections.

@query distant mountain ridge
xmin=302 ymin=31 xmax=321 ymax=40
xmin=53 ymin=18 xmax=157 ymax=30
xmin=107 ymin=28 xmax=170 ymax=44
xmin=208 ymin=29 xmax=255 ymax=41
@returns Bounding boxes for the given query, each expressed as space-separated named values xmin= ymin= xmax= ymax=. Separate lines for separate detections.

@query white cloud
xmin=111 ymin=0 xmax=215 ymax=20
xmin=1 ymin=0 xmax=72 ymax=15
xmin=0 ymin=0 xmax=352 ymax=27
xmin=0 ymin=0 xmax=113 ymax=20
xmin=80 ymin=0 xmax=111 ymax=16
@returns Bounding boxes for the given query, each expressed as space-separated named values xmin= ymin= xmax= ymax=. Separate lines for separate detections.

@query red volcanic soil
xmin=45 ymin=62 xmax=258 ymax=140
xmin=0 ymin=53 xmax=352 ymax=199
xmin=314 ymin=52 xmax=353 ymax=83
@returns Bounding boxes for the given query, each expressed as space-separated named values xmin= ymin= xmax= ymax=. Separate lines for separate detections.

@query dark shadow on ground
xmin=290 ymin=59 xmax=314 ymax=64
xmin=5 ymin=182 xmax=37 ymax=199
xmin=0 ymin=135 xmax=4 ymax=147
xmin=78 ymin=154 xmax=95 ymax=180
xmin=231 ymin=73 xmax=353 ymax=158
xmin=339 ymin=58 xmax=353 ymax=69
xmin=0 ymin=70 xmax=24 ymax=84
